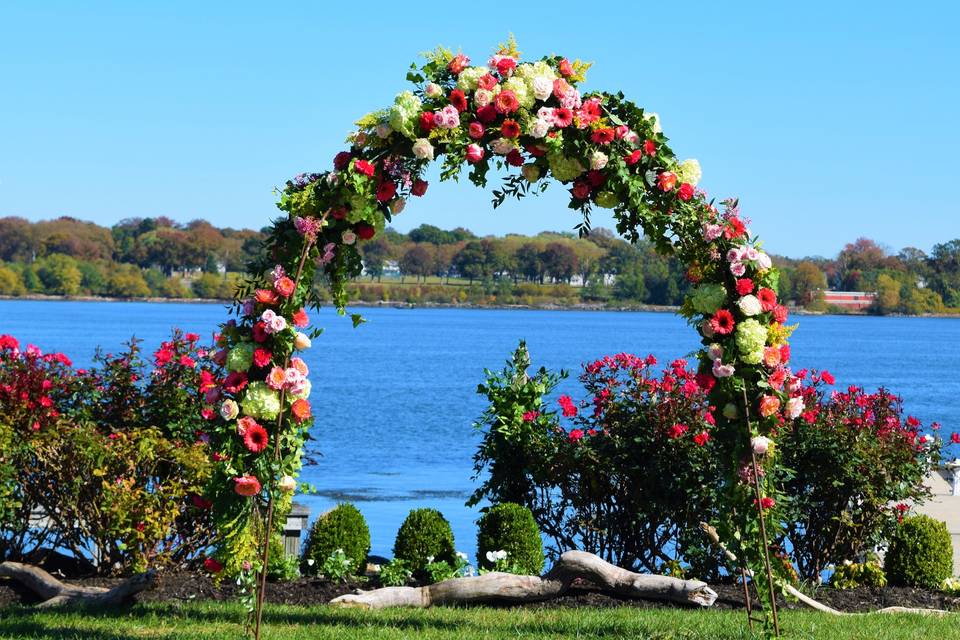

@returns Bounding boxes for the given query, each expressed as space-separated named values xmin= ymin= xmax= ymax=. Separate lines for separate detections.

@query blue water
xmin=2 ymin=300 xmax=958 ymax=562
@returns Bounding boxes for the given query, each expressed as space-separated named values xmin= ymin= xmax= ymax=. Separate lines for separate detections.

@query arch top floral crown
xmin=204 ymin=37 xmax=796 ymax=631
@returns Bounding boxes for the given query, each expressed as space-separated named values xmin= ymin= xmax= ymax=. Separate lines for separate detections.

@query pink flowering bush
xmin=780 ymin=375 xmax=940 ymax=579
xmin=0 ymin=332 xmax=215 ymax=573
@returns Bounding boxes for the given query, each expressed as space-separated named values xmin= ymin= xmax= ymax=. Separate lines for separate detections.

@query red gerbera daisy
xmin=243 ymin=423 xmax=269 ymax=453
xmin=590 ymin=128 xmax=615 ymax=144
xmin=757 ymin=288 xmax=777 ymax=312
xmin=553 ymin=108 xmax=574 ymax=128
xmin=501 ymin=119 xmax=520 ymax=138
xmin=710 ymin=309 xmax=736 ymax=335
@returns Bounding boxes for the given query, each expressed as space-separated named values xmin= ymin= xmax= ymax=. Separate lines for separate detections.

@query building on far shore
xmin=821 ymin=290 xmax=877 ymax=311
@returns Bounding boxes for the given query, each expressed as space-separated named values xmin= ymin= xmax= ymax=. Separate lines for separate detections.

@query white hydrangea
xmin=516 ymin=60 xmax=557 ymax=82
xmin=677 ymin=158 xmax=702 ymax=186
xmin=456 ymin=66 xmax=488 ymax=93
xmin=503 ymin=76 xmax=535 ymax=109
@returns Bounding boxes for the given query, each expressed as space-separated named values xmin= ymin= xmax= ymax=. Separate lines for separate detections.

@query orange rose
xmin=290 ymin=398 xmax=312 ymax=423
xmin=758 ymin=395 xmax=781 ymax=418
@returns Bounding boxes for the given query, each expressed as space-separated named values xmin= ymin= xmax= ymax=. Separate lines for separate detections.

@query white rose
xmin=341 ymin=230 xmax=356 ymax=245
xmin=521 ymin=163 xmax=541 ymax=182
xmin=278 ymin=475 xmax=297 ymax=493
xmin=294 ymin=332 xmax=311 ymax=350
xmin=219 ymin=399 xmax=239 ymax=421
xmin=474 ymin=89 xmax=493 ymax=107
xmin=529 ymin=119 xmax=550 ymax=139
xmin=755 ymin=252 xmax=773 ymax=270
xmin=375 ymin=123 xmax=392 ymax=139
xmin=425 ymin=82 xmax=443 ymax=98
xmin=412 ymin=138 xmax=434 ymax=161
xmin=707 ymin=343 xmax=724 ymax=360
xmin=491 ymin=138 xmax=515 ymax=155
xmin=531 ymin=76 xmax=552 ymax=100
xmin=589 ymin=151 xmax=608 ymax=170
xmin=786 ymin=397 xmax=804 ymax=419
xmin=737 ymin=295 xmax=763 ymax=316
xmin=751 ymin=436 xmax=772 ymax=455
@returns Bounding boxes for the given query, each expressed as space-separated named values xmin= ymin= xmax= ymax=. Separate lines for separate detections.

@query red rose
xmin=203 ymin=558 xmax=223 ymax=574
xmin=506 ymin=149 xmax=524 ymax=167
xmin=772 ymin=304 xmax=789 ymax=324
xmin=735 ymin=278 xmax=755 ymax=295
xmin=643 ymin=139 xmax=657 ymax=156
xmin=677 ymin=183 xmax=695 ymax=201
xmin=591 ymin=128 xmax=615 ymax=145
xmin=252 ymin=322 xmax=268 ymax=343
xmin=586 ymin=170 xmax=606 ymax=188
xmin=693 ymin=431 xmax=710 ymax=446
xmin=411 ymin=179 xmax=428 ymax=197
xmin=571 ymin=181 xmax=591 ymax=199
xmin=449 ymin=89 xmax=468 ymax=112
xmin=419 ymin=111 xmax=435 ymax=133
xmin=558 ymin=58 xmax=574 ymax=77
xmin=478 ymin=73 xmax=497 ymax=90
xmin=233 ymin=475 xmax=261 ymax=497
xmin=500 ymin=119 xmax=520 ymax=138
xmin=568 ymin=429 xmax=584 ymax=442
xmin=468 ymin=121 xmax=485 ymax=139
xmin=496 ymin=57 xmax=517 ymax=76
xmin=448 ymin=53 xmax=469 ymax=74
xmin=494 ymin=90 xmax=519 ymax=114
xmin=253 ymin=348 xmax=272 ymax=368
xmin=667 ymin=423 xmax=689 ymax=439
xmin=331 ymin=206 xmax=348 ymax=220
xmin=657 ymin=172 xmax=677 ymax=192
xmin=333 ymin=151 xmax=352 ymax=170
xmin=525 ymin=144 xmax=546 ymax=158
xmin=356 ymin=224 xmax=376 ymax=240
xmin=376 ymin=181 xmax=397 ymax=202
xmin=353 ymin=159 xmax=375 ymax=177
xmin=624 ymin=149 xmax=643 ymax=166
xmin=274 ymin=276 xmax=296 ymax=298
xmin=476 ymin=104 xmax=497 ymax=124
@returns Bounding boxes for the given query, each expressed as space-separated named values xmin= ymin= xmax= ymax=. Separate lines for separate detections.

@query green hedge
xmin=393 ymin=508 xmax=456 ymax=572
xmin=885 ymin=515 xmax=953 ymax=588
xmin=301 ymin=503 xmax=370 ymax=576
xmin=476 ymin=502 xmax=544 ymax=575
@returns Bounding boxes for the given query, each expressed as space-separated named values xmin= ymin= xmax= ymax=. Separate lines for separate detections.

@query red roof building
xmin=821 ymin=290 xmax=876 ymax=311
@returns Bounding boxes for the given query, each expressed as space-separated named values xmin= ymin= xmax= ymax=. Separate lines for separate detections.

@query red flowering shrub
xmin=470 ymin=343 xmax=727 ymax=578
xmin=780 ymin=376 xmax=939 ymax=579
xmin=0 ymin=331 xmax=216 ymax=573
xmin=472 ymin=345 xmax=941 ymax=581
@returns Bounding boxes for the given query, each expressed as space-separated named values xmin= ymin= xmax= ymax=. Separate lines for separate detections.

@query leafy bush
xmin=470 ymin=343 xmax=726 ymax=578
xmin=470 ymin=343 xmax=940 ymax=581
xmin=424 ymin=553 xmax=469 ymax=584
xmin=393 ymin=508 xmax=456 ymax=574
xmin=0 ymin=332 xmax=216 ymax=573
xmin=829 ymin=558 xmax=887 ymax=590
xmin=321 ymin=548 xmax=354 ymax=583
xmin=267 ymin=535 xmax=299 ymax=582
xmin=301 ymin=503 xmax=370 ymax=577
xmin=378 ymin=558 xmax=413 ymax=587
xmin=885 ymin=515 xmax=954 ymax=588
xmin=781 ymin=380 xmax=939 ymax=579
xmin=476 ymin=503 xmax=543 ymax=575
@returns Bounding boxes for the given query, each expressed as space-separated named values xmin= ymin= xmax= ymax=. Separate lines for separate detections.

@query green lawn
xmin=0 ymin=603 xmax=957 ymax=640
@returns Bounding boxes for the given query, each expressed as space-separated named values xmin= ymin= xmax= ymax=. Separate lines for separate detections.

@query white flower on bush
xmin=737 ymin=295 xmax=763 ymax=316
xmin=485 ymin=550 xmax=508 ymax=563
xmin=278 ymin=475 xmax=297 ymax=493
xmin=456 ymin=551 xmax=468 ymax=561
xmin=412 ymin=138 xmax=434 ymax=161
xmin=756 ymin=252 xmax=773 ymax=270
xmin=786 ymin=397 xmax=804 ymax=419
xmin=474 ymin=89 xmax=493 ymax=107
xmin=341 ymin=230 xmax=357 ymax=245
xmin=677 ymin=158 xmax=702 ymax=186
xmin=751 ymin=436 xmax=772 ymax=455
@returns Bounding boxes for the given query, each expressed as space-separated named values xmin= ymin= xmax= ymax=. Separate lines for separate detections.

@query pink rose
xmin=466 ymin=144 xmax=485 ymax=164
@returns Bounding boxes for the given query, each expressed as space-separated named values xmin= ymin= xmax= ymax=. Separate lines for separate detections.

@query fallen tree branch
xmin=698 ymin=522 xmax=951 ymax=617
xmin=330 ymin=550 xmax=717 ymax=609
xmin=0 ymin=561 xmax=155 ymax=608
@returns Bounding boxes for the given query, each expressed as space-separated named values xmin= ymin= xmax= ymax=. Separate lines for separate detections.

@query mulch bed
xmin=1 ymin=571 xmax=958 ymax=613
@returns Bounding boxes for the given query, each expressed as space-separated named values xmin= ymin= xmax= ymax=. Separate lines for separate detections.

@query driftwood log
xmin=331 ymin=550 xmax=717 ymax=609
xmin=698 ymin=522 xmax=950 ymax=617
xmin=0 ymin=561 xmax=155 ymax=608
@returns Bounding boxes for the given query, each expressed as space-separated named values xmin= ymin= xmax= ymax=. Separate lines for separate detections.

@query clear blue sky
xmin=1 ymin=1 xmax=957 ymax=258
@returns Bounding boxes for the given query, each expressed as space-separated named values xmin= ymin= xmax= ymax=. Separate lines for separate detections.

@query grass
xmin=0 ymin=602 xmax=957 ymax=640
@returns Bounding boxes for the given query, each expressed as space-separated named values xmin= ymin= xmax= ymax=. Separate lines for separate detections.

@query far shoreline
xmin=2 ymin=293 xmax=958 ymax=319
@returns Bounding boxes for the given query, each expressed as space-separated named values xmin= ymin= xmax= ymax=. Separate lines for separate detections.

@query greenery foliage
xmin=476 ymin=503 xmax=544 ymax=575
xmin=829 ymin=558 xmax=887 ymax=590
xmin=392 ymin=508 xmax=456 ymax=574
xmin=884 ymin=515 xmax=954 ymax=589
xmin=301 ymin=503 xmax=370 ymax=577
xmin=378 ymin=558 xmax=413 ymax=587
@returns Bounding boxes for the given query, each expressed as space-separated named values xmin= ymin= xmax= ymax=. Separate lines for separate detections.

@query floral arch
xmin=204 ymin=39 xmax=795 ymax=634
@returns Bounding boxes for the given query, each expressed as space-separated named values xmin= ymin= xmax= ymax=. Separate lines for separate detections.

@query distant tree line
xmin=0 ymin=216 xmax=957 ymax=313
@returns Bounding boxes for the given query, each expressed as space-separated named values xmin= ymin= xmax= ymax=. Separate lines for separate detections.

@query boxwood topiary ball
xmin=476 ymin=502 xmax=544 ymax=575
xmin=393 ymin=508 xmax=456 ymax=572
xmin=885 ymin=514 xmax=953 ymax=589
xmin=301 ymin=502 xmax=370 ymax=576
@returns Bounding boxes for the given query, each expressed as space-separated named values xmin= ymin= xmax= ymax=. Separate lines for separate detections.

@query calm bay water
xmin=2 ymin=300 xmax=958 ymax=561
